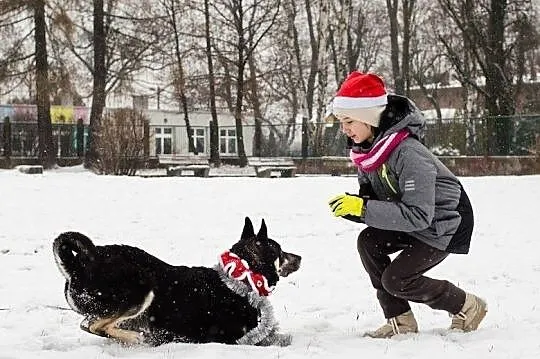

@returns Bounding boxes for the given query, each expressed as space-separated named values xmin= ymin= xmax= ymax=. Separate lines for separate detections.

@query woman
xmin=327 ymin=71 xmax=487 ymax=338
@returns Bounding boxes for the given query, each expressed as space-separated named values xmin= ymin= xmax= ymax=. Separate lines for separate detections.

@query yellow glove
xmin=328 ymin=193 xmax=365 ymax=217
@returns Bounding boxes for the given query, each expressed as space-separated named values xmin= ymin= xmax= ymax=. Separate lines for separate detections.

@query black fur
xmin=53 ymin=217 xmax=301 ymax=346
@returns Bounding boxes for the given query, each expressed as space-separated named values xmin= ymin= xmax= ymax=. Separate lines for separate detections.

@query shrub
xmin=430 ymin=144 xmax=460 ymax=156
xmin=94 ymin=109 xmax=147 ymax=175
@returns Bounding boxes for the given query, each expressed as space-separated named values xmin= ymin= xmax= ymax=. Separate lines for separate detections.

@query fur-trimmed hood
xmin=350 ymin=94 xmax=426 ymax=152
xmin=377 ymin=95 xmax=426 ymax=140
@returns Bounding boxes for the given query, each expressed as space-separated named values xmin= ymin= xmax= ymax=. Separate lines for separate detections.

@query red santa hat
xmin=328 ymin=71 xmax=388 ymax=127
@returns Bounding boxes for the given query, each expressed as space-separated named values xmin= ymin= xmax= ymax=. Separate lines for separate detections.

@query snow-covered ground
xmin=1 ymin=167 xmax=539 ymax=358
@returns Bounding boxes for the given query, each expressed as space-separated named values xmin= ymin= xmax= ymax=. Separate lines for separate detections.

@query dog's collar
xmin=219 ymin=251 xmax=274 ymax=296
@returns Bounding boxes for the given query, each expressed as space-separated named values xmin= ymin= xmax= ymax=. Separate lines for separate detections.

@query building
xmin=408 ymin=78 xmax=540 ymax=116
xmin=0 ymin=103 xmax=257 ymax=158
xmin=142 ymin=109 xmax=255 ymax=158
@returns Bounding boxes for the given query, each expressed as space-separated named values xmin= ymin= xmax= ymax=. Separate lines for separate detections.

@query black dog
xmin=53 ymin=217 xmax=301 ymax=346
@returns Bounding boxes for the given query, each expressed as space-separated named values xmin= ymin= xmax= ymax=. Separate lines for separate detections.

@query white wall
xmin=144 ymin=109 xmax=255 ymax=157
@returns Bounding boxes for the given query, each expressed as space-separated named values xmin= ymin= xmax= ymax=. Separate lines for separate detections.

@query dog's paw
xmin=81 ymin=318 xmax=108 ymax=338
xmin=274 ymin=333 xmax=292 ymax=347
xmin=117 ymin=330 xmax=145 ymax=346
xmin=258 ymin=332 xmax=292 ymax=346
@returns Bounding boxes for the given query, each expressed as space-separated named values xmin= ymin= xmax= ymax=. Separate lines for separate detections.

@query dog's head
xmin=230 ymin=217 xmax=301 ymax=287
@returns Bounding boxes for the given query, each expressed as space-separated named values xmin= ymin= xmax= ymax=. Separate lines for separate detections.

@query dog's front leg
xmin=257 ymin=330 xmax=292 ymax=347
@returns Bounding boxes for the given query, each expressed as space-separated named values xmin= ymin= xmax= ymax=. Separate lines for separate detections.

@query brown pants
xmin=357 ymin=227 xmax=466 ymax=318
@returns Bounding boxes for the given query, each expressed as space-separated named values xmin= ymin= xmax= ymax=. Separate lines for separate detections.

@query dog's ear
xmin=256 ymin=219 xmax=268 ymax=240
xmin=241 ymin=216 xmax=255 ymax=240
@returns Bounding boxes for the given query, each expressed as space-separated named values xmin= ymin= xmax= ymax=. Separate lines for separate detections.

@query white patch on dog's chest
xmin=275 ymin=258 xmax=280 ymax=274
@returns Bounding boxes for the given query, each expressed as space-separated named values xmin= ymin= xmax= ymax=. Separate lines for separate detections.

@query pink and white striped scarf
xmin=349 ymin=129 xmax=410 ymax=172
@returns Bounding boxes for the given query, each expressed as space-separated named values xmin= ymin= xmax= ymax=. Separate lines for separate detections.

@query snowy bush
xmin=430 ymin=145 xmax=460 ymax=156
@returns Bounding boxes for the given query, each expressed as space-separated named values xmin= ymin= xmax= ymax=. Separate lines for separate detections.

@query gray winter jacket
xmin=356 ymin=95 xmax=473 ymax=253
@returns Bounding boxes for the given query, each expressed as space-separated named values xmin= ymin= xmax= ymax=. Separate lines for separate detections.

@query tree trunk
xmin=330 ymin=0 xmax=350 ymax=85
xmin=234 ymin=4 xmax=248 ymax=167
xmin=485 ymin=0 xmax=513 ymax=155
xmin=180 ymin=93 xmax=195 ymax=154
xmin=204 ymin=0 xmax=220 ymax=166
xmin=285 ymin=0 xmax=310 ymax=158
xmin=386 ymin=0 xmax=403 ymax=94
xmin=34 ymin=0 xmax=55 ymax=169
xmin=86 ymin=0 xmax=106 ymax=169
xmin=170 ymin=2 xmax=196 ymax=154
xmin=248 ymin=49 xmax=263 ymax=157
xmin=401 ymin=0 xmax=415 ymax=96
xmin=234 ymin=60 xmax=248 ymax=167
xmin=304 ymin=0 xmax=318 ymax=119
xmin=302 ymin=0 xmax=320 ymax=158
xmin=312 ymin=0 xmax=329 ymax=157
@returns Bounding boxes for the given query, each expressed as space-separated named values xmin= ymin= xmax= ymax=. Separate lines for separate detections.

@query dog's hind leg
xmin=86 ymin=317 xmax=116 ymax=337
xmin=85 ymin=291 xmax=155 ymax=345
xmin=102 ymin=324 xmax=145 ymax=345
xmin=84 ymin=317 xmax=142 ymax=344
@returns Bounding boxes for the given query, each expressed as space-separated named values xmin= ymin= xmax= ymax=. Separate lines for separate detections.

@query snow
xmin=1 ymin=167 xmax=539 ymax=358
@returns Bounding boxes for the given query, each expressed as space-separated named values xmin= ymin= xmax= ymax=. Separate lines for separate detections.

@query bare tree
xmin=0 ymin=0 xmax=55 ymax=168
xmin=52 ymin=0 xmax=164 ymax=169
xmin=328 ymin=0 xmax=386 ymax=86
xmin=242 ymin=0 xmax=302 ymax=155
xmin=86 ymin=0 xmax=106 ymax=168
xmin=484 ymin=0 xmax=513 ymax=154
xmin=210 ymin=0 xmax=281 ymax=166
xmin=437 ymin=0 xmax=535 ymax=154
xmin=204 ymin=0 xmax=221 ymax=166
xmin=409 ymin=2 xmax=448 ymax=122
xmin=282 ymin=0 xmax=312 ymax=158
xmin=386 ymin=0 xmax=417 ymax=95
xmin=329 ymin=0 xmax=351 ymax=85
xmin=247 ymin=45 xmax=264 ymax=157
xmin=161 ymin=0 xmax=196 ymax=154
xmin=34 ymin=0 xmax=55 ymax=168
xmin=311 ymin=0 xmax=330 ymax=157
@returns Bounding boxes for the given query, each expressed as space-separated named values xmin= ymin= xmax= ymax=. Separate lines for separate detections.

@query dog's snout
xmin=278 ymin=252 xmax=301 ymax=277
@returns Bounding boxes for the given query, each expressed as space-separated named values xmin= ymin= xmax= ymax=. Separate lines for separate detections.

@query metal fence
xmin=421 ymin=115 xmax=540 ymax=156
xmin=0 ymin=121 xmax=87 ymax=158
xmin=251 ymin=115 xmax=540 ymax=157
xmin=1 ymin=115 xmax=539 ymax=159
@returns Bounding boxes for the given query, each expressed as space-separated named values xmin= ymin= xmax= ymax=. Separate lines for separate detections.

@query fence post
xmin=143 ymin=119 xmax=149 ymax=158
xmin=301 ymin=116 xmax=308 ymax=159
xmin=536 ymin=133 xmax=540 ymax=174
xmin=3 ymin=116 xmax=11 ymax=158
xmin=76 ymin=118 xmax=84 ymax=157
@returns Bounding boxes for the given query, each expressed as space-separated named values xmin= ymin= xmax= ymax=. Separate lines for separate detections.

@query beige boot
xmin=364 ymin=310 xmax=418 ymax=338
xmin=450 ymin=292 xmax=488 ymax=332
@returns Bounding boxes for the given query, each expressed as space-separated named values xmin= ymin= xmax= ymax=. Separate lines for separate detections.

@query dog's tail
xmin=53 ymin=231 xmax=97 ymax=280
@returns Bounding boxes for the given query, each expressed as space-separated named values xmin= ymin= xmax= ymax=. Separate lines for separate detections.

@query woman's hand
xmin=328 ymin=193 xmax=365 ymax=217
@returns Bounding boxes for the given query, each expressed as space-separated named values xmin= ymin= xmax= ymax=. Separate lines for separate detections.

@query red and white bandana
xmin=350 ymin=129 xmax=409 ymax=172
xmin=219 ymin=251 xmax=274 ymax=296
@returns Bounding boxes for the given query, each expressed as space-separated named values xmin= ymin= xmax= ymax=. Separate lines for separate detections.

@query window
xmin=155 ymin=127 xmax=172 ymax=155
xmin=220 ymin=128 xmax=236 ymax=154
xmin=190 ymin=128 xmax=206 ymax=153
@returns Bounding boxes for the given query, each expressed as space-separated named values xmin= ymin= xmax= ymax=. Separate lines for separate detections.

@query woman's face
xmin=338 ymin=116 xmax=373 ymax=143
